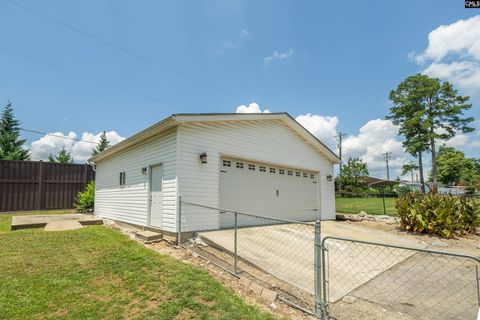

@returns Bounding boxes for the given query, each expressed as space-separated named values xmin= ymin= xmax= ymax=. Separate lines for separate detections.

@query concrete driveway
xmin=199 ymin=221 xmax=479 ymax=320
xmin=199 ymin=221 xmax=422 ymax=297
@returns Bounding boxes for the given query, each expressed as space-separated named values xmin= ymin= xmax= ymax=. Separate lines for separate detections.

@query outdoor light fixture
xmin=326 ymin=174 xmax=333 ymax=181
xmin=199 ymin=152 xmax=208 ymax=164
xmin=141 ymin=167 xmax=147 ymax=174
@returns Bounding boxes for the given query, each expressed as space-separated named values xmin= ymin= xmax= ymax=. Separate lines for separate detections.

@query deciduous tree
xmin=337 ymin=158 xmax=369 ymax=192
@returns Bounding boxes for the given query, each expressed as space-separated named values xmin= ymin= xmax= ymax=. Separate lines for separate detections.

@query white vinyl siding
xmin=177 ymin=119 xmax=335 ymax=232
xmin=94 ymin=128 xmax=177 ymax=230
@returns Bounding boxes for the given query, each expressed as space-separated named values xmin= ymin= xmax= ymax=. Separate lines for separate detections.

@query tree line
xmin=338 ymin=74 xmax=478 ymax=194
xmin=0 ymin=102 xmax=111 ymax=163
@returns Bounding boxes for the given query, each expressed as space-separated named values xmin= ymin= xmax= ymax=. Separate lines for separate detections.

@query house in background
xmin=89 ymin=113 xmax=341 ymax=237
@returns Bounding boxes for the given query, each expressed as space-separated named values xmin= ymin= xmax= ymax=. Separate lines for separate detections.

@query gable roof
xmin=89 ymin=113 xmax=341 ymax=164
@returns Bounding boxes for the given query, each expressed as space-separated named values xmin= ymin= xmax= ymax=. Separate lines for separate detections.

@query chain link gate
xmin=317 ymin=236 xmax=480 ymax=320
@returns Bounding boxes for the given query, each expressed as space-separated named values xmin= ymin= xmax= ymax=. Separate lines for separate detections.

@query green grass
xmin=335 ymin=197 xmax=397 ymax=216
xmin=0 ymin=220 xmax=275 ymax=319
xmin=0 ymin=210 xmax=73 ymax=232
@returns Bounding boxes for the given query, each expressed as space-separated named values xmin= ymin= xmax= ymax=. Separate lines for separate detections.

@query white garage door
xmin=219 ymin=158 xmax=318 ymax=227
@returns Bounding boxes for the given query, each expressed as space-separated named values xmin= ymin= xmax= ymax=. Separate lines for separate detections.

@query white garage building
xmin=90 ymin=113 xmax=340 ymax=235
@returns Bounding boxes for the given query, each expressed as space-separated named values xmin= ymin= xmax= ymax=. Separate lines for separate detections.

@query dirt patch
xmin=53 ymin=308 xmax=69 ymax=318
xmin=330 ymin=297 xmax=415 ymax=320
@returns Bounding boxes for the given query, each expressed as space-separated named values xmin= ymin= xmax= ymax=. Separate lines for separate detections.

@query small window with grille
xmin=269 ymin=168 xmax=276 ymax=173
xmin=296 ymin=172 xmax=301 ymax=177
xmin=259 ymin=166 xmax=266 ymax=172
xmin=310 ymin=173 xmax=315 ymax=179
xmin=303 ymin=173 xmax=308 ymax=178
xmin=223 ymin=160 xmax=231 ymax=167
xmin=248 ymin=164 xmax=255 ymax=170
xmin=288 ymin=170 xmax=293 ymax=176
xmin=279 ymin=169 xmax=285 ymax=175
xmin=236 ymin=162 xmax=244 ymax=169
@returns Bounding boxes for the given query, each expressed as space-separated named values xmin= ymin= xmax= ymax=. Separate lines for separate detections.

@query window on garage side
xmin=288 ymin=170 xmax=293 ymax=176
xmin=303 ymin=173 xmax=308 ymax=178
xmin=236 ymin=162 xmax=244 ymax=169
xmin=248 ymin=164 xmax=255 ymax=170
xmin=279 ymin=169 xmax=285 ymax=174
xmin=259 ymin=166 xmax=266 ymax=172
xmin=223 ymin=160 xmax=231 ymax=167
xmin=296 ymin=172 xmax=301 ymax=177
xmin=269 ymin=168 xmax=276 ymax=173
xmin=310 ymin=173 xmax=315 ymax=179
xmin=119 ymin=172 xmax=126 ymax=186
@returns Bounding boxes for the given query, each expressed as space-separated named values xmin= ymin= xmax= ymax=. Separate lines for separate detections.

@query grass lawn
xmin=335 ymin=197 xmax=397 ymax=216
xmin=0 ymin=218 xmax=274 ymax=319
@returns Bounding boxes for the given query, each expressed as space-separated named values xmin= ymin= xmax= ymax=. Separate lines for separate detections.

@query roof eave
xmin=88 ymin=116 xmax=177 ymax=163
xmin=89 ymin=112 xmax=341 ymax=165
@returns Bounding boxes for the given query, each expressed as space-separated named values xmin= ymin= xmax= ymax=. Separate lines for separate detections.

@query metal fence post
xmin=177 ymin=196 xmax=182 ymax=245
xmin=382 ymin=193 xmax=387 ymax=215
xmin=314 ymin=220 xmax=327 ymax=319
xmin=234 ymin=211 xmax=238 ymax=274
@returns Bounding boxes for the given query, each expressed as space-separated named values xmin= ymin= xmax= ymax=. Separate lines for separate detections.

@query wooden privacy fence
xmin=0 ymin=160 xmax=95 ymax=212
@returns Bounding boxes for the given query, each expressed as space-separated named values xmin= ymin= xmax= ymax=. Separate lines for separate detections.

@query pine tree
xmin=48 ymin=146 xmax=73 ymax=163
xmin=0 ymin=102 xmax=29 ymax=160
xmin=387 ymin=74 xmax=474 ymax=192
xmin=92 ymin=131 xmax=111 ymax=156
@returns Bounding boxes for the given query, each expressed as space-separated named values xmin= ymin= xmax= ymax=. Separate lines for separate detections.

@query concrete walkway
xmin=11 ymin=214 xmax=102 ymax=230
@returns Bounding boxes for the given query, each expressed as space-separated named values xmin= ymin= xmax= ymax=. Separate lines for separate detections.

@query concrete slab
xmin=135 ymin=230 xmax=162 ymax=243
xmin=44 ymin=220 xmax=83 ymax=231
xmin=11 ymin=214 xmax=102 ymax=230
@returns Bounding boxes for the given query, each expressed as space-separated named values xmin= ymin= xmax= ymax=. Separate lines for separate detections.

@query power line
xmin=6 ymin=0 xmax=244 ymax=101
xmin=20 ymin=128 xmax=97 ymax=144
xmin=0 ymin=47 xmax=196 ymax=112
xmin=342 ymin=146 xmax=364 ymax=155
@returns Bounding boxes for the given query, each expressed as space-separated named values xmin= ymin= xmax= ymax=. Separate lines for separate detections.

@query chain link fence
xmin=178 ymin=199 xmax=480 ymax=319
xmin=322 ymin=237 xmax=480 ymax=320
xmin=179 ymin=200 xmax=317 ymax=310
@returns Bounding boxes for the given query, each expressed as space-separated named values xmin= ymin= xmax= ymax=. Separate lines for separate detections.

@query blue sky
xmin=1 ymin=1 xmax=479 ymax=178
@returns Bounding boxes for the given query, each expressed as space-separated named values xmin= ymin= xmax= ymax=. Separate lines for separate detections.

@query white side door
xmin=149 ymin=164 xmax=163 ymax=227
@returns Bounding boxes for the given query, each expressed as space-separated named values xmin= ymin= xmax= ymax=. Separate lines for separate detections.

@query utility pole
xmin=383 ymin=152 xmax=392 ymax=180
xmin=334 ymin=133 xmax=348 ymax=176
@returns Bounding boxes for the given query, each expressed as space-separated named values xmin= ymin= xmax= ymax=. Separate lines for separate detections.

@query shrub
xmin=395 ymin=185 xmax=415 ymax=197
xmin=75 ymin=181 xmax=95 ymax=212
xmin=395 ymin=193 xmax=480 ymax=238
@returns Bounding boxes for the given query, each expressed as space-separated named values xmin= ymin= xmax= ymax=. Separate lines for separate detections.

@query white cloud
xmin=263 ymin=49 xmax=294 ymax=66
xmin=295 ymin=113 xmax=339 ymax=150
xmin=342 ymin=119 xmax=408 ymax=179
xmin=30 ymin=131 xmax=125 ymax=163
xmin=411 ymin=15 xmax=480 ymax=95
xmin=235 ymin=102 xmax=271 ymax=113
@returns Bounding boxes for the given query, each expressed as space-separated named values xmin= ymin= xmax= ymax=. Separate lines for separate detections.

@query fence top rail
xmin=180 ymin=200 xmax=314 ymax=226
xmin=322 ymin=236 xmax=480 ymax=262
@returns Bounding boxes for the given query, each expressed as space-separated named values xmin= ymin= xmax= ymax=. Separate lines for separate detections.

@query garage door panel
xmin=219 ymin=158 xmax=318 ymax=227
